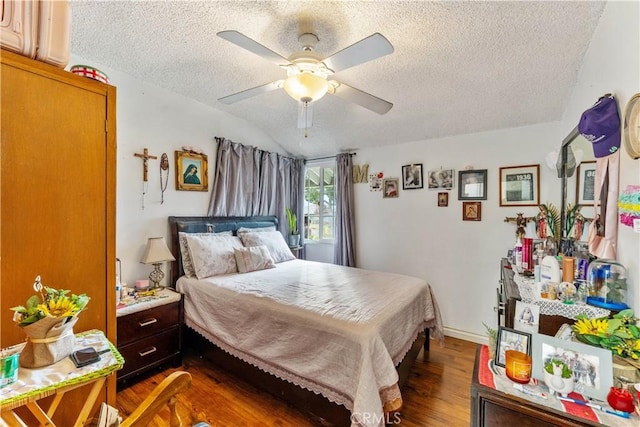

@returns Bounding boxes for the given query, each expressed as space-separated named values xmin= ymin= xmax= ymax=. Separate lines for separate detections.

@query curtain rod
xmin=306 ymin=152 xmax=357 ymax=161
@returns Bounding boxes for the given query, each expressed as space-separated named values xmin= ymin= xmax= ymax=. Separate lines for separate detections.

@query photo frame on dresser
xmin=532 ymin=334 xmax=613 ymax=401
xmin=495 ymin=327 xmax=531 ymax=368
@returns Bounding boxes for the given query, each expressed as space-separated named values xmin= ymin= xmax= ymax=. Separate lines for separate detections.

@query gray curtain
xmin=334 ymin=153 xmax=356 ymax=266
xmin=208 ymin=137 xmax=304 ymax=236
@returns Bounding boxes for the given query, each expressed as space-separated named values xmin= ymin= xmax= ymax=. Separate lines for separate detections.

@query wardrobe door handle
xmin=139 ymin=347 xmax=157 ymax=357
xmin=139 ymin=318 xmax=157 ymax=327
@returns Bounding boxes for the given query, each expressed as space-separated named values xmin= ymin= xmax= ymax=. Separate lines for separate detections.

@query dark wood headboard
xmin=168 ymin=215 xmax=279 ymax=286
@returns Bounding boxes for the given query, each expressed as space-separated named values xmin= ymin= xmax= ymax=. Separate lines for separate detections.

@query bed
xmin=168 ymin=216 xmax=443 ymax=427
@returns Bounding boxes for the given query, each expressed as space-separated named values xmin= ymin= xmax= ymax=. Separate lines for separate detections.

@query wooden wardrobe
xmin=0 ymin=49 xmax=117 ymax=421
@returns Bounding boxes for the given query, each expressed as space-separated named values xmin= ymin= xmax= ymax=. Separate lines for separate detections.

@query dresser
xmin=116 ymin=289 xmax=183 ymax=384
xmin=0 ymin=48 xmax=117 ymax=420
xmin=471 ymin=346 xmax=600 ymax=427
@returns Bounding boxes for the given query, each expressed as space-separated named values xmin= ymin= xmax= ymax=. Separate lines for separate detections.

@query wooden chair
xmin=120 ymin=371 xmax=199 ymax=427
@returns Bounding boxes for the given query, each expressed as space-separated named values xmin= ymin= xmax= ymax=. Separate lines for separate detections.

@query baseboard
xmin=444 ymin=327 xmax=486 ymax=345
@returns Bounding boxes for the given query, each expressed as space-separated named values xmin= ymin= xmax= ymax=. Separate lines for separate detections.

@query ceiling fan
xmin=217 ymin=30 xmax=394 ymax=132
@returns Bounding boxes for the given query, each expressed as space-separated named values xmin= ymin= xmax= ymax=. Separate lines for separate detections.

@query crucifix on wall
xmin=134 ymin=148 xmax=158 ymax=209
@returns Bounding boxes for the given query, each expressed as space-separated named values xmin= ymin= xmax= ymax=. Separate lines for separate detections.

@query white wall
xmin=68 ymin=54 xmax=286 ymax=288
xmin=354 ymin=123 xmax=563 ymax=343
xmin=354 ymin=0 xmax=640 ymax=343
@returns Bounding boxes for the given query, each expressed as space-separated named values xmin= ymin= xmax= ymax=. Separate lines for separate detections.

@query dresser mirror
xmin=559 ymin=127 xmax=595 ymax=240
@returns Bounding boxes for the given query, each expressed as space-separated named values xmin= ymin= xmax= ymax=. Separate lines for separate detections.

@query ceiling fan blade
xmin=331 ymin=82 xmax=393 ymax=114
xmin=297 ymin=102 xmax=314 ymax=129
xmin=218 ymin=81 xmax=282 ymax=104
xmin=217 ymin=30 xmax=291 ymax=66
xmin=323 ymin=33 xmax=393 ymax=73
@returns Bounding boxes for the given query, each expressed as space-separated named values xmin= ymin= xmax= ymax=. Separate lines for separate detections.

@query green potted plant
xmin=543 ymin=359 xmax=574 ymax=396
xmin=286 ymin=207 xmax=300 ymax=247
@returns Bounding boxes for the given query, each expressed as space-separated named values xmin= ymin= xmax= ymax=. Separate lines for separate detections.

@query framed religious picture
xmin=458 ymin=169 xmax=487 ymax=200
xmin=402 ymin=164 xmax=424 ymax=190
xmin=576 ymin=161 xmax=596 ymax=206
xmin=437 ymin=192 xmax=448 ymax=207
xmin=462 ymin=201 xmax=481 ymax=221
xmin=176 ymin=151 xmax=208 ymax=191
xmin=499 ymin=164 xmax=540 ymax=206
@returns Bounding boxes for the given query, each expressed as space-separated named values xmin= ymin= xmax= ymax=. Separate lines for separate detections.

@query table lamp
xmin=140 ymin=237 xmax=175 ymax=288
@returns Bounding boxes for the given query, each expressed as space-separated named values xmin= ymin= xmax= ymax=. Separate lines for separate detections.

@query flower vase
xmin=544 ymin=371 xmax=574 ymax=396
xmin=19 ymin=315 xmax=78 ymax=368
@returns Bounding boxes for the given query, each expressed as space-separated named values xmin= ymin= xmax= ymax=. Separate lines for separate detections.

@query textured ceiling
xmin=69 ymin=1 xmax=606 ymax=158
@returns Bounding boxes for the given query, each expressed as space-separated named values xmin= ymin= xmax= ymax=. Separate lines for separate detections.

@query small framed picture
xmin=427 ymin=168 xmax=454 ymax=190
xmin=402 ymin=164 xmax=423 ymax=190
xmin=495 ymin=327 xmax=532 ymax=368
xmin=499 ymin=164 xmax=540 ymax=206
xmin=576 ymin=161 xmax=596 ymax=206
xmin=382 ymin=178 xmax=399 ymax=198
xmin=437 ymin=192 xmax=448 ymax=207
xmin=462 ymin=201 xmax=481 ymax=221
xmin=458 ymin=169 xmax=487 ymax=200
xmin=369 ymin=172 xmax=383 ymax=191
xmin=176 ymin=151 xmax=208 ymax=191
xmin=532 ymin=333 xmax=613 ymax=401
xmin=514 ymin=301 xmax=540 ymax=334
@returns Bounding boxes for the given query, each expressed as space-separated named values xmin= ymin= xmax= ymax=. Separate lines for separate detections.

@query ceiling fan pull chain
xmin=304 ymin=101 xmax=309 ymax=138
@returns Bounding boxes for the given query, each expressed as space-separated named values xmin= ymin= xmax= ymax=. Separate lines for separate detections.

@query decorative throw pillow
xmin=234 ymin=246 xmax=276 ymax=273
xmin=239 ymin=230 xmax=295 ymax=263
xmin=237 ymin=226 xmax=276 ymax=234
xmin=185 ymin=234 xmax=244 ymax=279
xmin=178 ymin=231 xmax=232 ymax=278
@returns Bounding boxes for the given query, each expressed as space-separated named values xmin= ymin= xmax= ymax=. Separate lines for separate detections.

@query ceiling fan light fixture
xmin=283 ymin=72 xmax=329 ymax=103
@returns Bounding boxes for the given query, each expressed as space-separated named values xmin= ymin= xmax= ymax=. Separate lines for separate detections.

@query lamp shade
xmin=140 ymin=237 xmax=175 ymax=264
xmin=283 ymin=73 xmax=329 ymax=103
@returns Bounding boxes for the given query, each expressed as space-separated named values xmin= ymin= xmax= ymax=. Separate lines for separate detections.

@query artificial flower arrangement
xmin=10 ymin=276 xmax=90 ymax=368
xmin=572 ymin=309 xmax=640 ymax=360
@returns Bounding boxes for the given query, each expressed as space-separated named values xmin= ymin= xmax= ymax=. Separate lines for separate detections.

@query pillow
xmin=237 ymin=226 xmax=276 ymax=234
xmin=178 ymin=231 xmax=232 ymax=278
xmin=239 ymin=230 xmax=295 ymax=263
xmin=185 ymin=234 xmax=244 ymax=279
xmin=234 ymin=246 xmax=276 ymax=273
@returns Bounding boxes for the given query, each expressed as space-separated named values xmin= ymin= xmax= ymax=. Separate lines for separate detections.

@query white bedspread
xmin=177 ymin=259 xmax=443 ymax=427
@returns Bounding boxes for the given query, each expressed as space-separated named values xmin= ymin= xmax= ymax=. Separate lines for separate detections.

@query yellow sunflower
xmin=573 ymin=317 xmax=609 ymax=336
xmin=37 ymin=296 xmax=79 ymax=318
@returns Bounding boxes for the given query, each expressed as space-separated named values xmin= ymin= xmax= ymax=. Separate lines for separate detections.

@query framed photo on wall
xmin=495 ymin=327 xmax=532 ymax=368
xmin=427 ymin=168 xmax=454 ymax=190
xmin=458 ymin=169 xmax=487 ymax=200
xmin=499 ymin=164 xmax=540 ymax=206
xmin=382 ymin=178 xmax=399 ymax=198
xmin=402 ymin=164 xmax=424 ymax=190
xmin=176 ymin=151 xmax=208 ymax=191
xmin=437 ymin=192 xmax=448 ymax=207
xmin=576 ymin=161 xmax=596 ymax=206
xmin=462 ymin=202 xmax=481 ymax=221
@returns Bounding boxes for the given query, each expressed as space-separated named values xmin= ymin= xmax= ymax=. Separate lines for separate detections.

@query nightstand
xmin=116 ymin=287 xmax=183 ymax=386
xmin=289 ymin=245 xmax=303 ymax=258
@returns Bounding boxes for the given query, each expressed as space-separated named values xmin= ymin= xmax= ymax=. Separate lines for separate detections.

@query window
xmin=304 ymin=161 xmax=335 ymax=242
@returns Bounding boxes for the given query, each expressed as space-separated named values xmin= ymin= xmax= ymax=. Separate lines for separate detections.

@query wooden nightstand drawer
xmin=118 ymin=327 xmax=180 ymax=379
xmin=117 ymin=301 xmax=180 ymax=346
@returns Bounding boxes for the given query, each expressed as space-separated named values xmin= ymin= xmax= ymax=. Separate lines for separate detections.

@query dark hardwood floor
xmin=115 ymin=336 xmax=477 ymax=426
